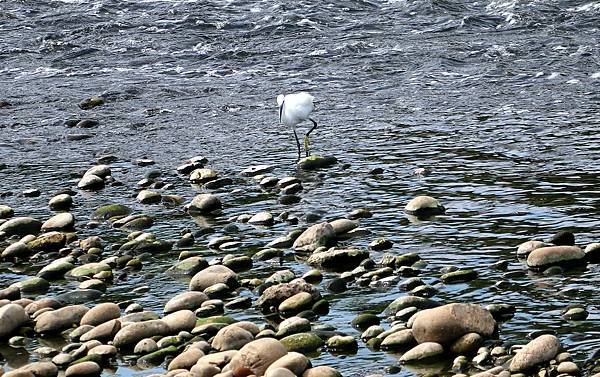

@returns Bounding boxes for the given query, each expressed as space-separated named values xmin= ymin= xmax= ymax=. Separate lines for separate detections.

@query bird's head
xmin=276 ymin=94 xmax=285 ymax=107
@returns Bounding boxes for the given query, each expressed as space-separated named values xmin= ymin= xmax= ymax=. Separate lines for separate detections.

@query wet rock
xmin=326 ymin=335 xmax=358 ymax=351
xmin=228 ymin=338 xmax=288 ymax=376
xmin=134 ymin=338 xmax=158 ymax=354
xmin=382 ymin=295 xmax=441 ymax=316
xmin=404 ymin=196 xmax=445 ymax=216
xmin=189 ymin=265 xmax=238 ymax=291
xmin=302 ymin=269 xmax=323 ymax=284
xmin=241 ymin=165 xmax=274 ymax=177
xmin=517 ymin=240 xmax=547 ymax=257
xmin=222 ymin=255 xmax=253 ymax=272
xmin=280 ymin=332 xmax=324 ymax=353
xmin=585 ymin=242 xmax=600 ymax=262
xmin=10 ymin=277 xmax=50 ymax=293
xmin=0 ymin=217 xmax=42 ymax=237
xmin=548 ymin=231 xmax=575 ymax=246
xmin=69 ymin=263 xmax=111 ymax=278
xmin=65 ymin=361 xmax=101 ymax=377
xmin=380 ymin=329 xmax=416 ymax=350
xmin=399 ymin=342 xmax=444 ymax=363
xmin=88 ymin=344 xmax=117 ymax=358
xmin=113 ymin=214 xmax=154 ymax=231
xmin=28 ymin=231 xmax=68 ymax=252
xmin=0 ymin=286 xmax=21 ymax=300
xmin=164 ymin=291 xmax=209 ymax=313
xmin=162 ymin=310 xmax=196 ymax=333
xmin=292 ymin=223 xmax=336 ymax=252
xmin=449 ymin=332 xmax=483 ymax=354
xmin=167 ymin=257 xmax=208 ymax=276
xmin=0 ymin=303 xmax=29 ymax=338
xmin=168 ymin=348 xmax=205 ymax=371
xmin=277 ymin=317 xmax=311 ymax=338
xmin=187 ymin=194 xmax=222 ymax=214
xmin=297 ymin=155 xmax=337 ymax=170
xmin=302 ymin=366 xmax=341 ymax=377
xmin=351 ymin=313 xmax=380 ymax=330
xmin=562 ymin=307 xmax=588 ymax=321
xmin=79 ymin=96 xmax=105 ymax=109
xmin=35 ymin=305 xmax=89 ymax=333
xmin=39 ymin=258 xmax=73 ymax=281
xmin=2 ymin=242 xmax=32 ymax=259
xmin=279 ymin=292 xmax=314 ymax=315
xmin=190 ymin=168 xmax=218 ymax=183
xmin=248 ymin=211 xmax=274 ymax=226
xmin=441 ymin=269 xmax=478 ymax=283
xmin=77 ymin=174 xmax=104 ymax=190
xmin=256 ymin=279 xmax=321 ymax=314
xmin=307 ymin=248 xmax=369 ymax=271
xmin=162 ymin=194 xmax=185 ymax=207
xmin=137 ymin=190 xmax=162 ymax=204
xmin=509 ymin=334 xmax=561 ymax=372
xmin=55 ymin=289 xmax=103 ymax=305
xmin=91 ymin=204 xmax=132 ymax=221
xmin=369 ymin=238 xmax=393 ymax=251
xmin=212 ymin=324 xmax=254 ymax=351
xmin=281 ymin=182 xmax=303 ymax=195
xmin=328 ymin=219 xmax=358 ymax=236
xmin=411 ymin=303 xmax=496 ymax=344
xmin=265 ymin=352 xmax=310 ymax=376
xmin=526 ymin=246 xmax=585 ymax=269
xmin=80 ymin=303 xmax=120 ymax=326
xmin=48 ymin=194 xmax=73 ymax=212
xmin=113 ymin=319 xmax=171 ymax=348
xmin=557 ymin=361 xmax=579 ymax=374
xmin=0 ymin=204 xmax=14 ymax=219
xmin=79 ymin=319 xmax=121 ymax=342
xmin=265 ymin=270 xmax=296 ymax=285
xmin=177 ymin=156 xmax=208 ymax=174
xmin=41 ymin=213 xmax=75 ymax=232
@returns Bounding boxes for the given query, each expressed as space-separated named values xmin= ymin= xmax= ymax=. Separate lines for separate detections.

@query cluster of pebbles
xmin=1 ymin=144 xmax=599 ymax=377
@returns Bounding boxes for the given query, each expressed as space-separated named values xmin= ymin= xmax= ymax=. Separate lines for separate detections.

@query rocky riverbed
xmin=1 ymin=143 xmax=600 ymax=377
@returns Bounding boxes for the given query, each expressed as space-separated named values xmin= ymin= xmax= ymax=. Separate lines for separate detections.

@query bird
xmin=277 ymin=92 xmax=318 ymax=159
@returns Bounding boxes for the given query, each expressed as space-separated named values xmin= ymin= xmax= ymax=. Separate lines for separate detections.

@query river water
xmin=1 ymin=0 xmax=600 ymax=376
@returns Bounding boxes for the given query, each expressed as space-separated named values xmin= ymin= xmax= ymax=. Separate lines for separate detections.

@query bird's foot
xmin=304 ymin=136 xmax=311 ymax=157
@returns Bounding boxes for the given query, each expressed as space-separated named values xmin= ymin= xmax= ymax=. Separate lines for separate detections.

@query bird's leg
xmin=293 ymin=128 xmax=302 ymax=160
xmin=304 ymin=119 xmax=318 ymax=157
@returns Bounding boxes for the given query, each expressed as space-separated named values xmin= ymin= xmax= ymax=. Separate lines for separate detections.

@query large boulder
xmin=228 ymin=338 xmax=288 ymax=376
xmin=292 ymin=223 xmax=336 ymax=252
xmin=411 ymin=303 xmax=495 ymax=344
xmin=189 ymin=265 xmax=239 ymax=291
xmin=0 ymin=303 xmax=29 ymax=338
xmin=526 ymin=246 xmax=585 ymax=269
xmin=510 ymin=334 xmax=561 ymax=372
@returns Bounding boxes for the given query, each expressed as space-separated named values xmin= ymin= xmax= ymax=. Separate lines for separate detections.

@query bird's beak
xmin=278 ymin=100 xmax=284 ymax=123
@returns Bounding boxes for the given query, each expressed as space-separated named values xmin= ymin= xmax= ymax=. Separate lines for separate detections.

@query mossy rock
xmin=280 ymin=332 xmax=325 ymax=353
xmin=92 ymin=204 xmax=132 ymax=221
xmin=195 ymin=316 xmax=237 ymax=326
xmin=297 ymin=155 xmax=337 ymax=170
xmin=441 ymin=269 xmax=478 ymax=283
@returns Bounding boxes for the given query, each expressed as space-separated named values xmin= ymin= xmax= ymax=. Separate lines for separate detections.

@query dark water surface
xmin=1 ymin=0 xmax=600 ymax=376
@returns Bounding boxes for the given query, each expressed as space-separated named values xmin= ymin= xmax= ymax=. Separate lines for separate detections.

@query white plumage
xmin=277 ymin=92 xmax=318 ymax=159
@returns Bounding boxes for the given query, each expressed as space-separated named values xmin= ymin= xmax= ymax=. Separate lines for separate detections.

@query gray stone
xmin=187 ymin=194 xmax=222 ymax=214
xmin=509 ymin=334 xmax=561 ymax=372
xmin=41 ymin=213 xmax=75 ymax=231
xmin=0 ymin=303 xmax=29 ymax=338
xmin=292 ymin=223 xmax=336 ymax=252
xmin=0 ymin=217 xmax=42 ymax=237
xmin=306 ymin=248 xmax=369 ymax=271
xmin=404 ymin=196 xmax=445 ymax=216
xmin=399 ymin=342 xmax=444 ymax=363
xmin=526 ymin=246 xmax=585 ymax=269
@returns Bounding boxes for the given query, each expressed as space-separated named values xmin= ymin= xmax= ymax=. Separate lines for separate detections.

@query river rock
xmin=382 ymin=295 xmax=441 ymax=316
xmin=65 ymin=361 xmax=101 ymax=377
xmin=449 ymin=332 xmax=483 ymax=354
xmin=516 ymin=240 xmax=547 ymax=257
xmin=91 ymin=204 xmax=132 ymax=220
xmin=0 ymin=204 xmax=14 ymax=219
xmin=27 ymin=232 xmax=67 ymax=252
xmin=292 ymin=223 xmax=336 ymax=252
xmin=113 ymin=319 xmax=171 ymax=348
xmin=168 ymin=347 xmax=205 ymax=371
xmin=2 ymin=242 xmax=32 ymax=259
xmin=328 ymin=219 xmax=358 ymax=236
xmin=297 ymin=155 xmax=337 ymax=170
xmin=302 ymin=366 xmax=341 ymax=377
xmin=189 ymin=265 xmax=238 ymax=291
xmin=49 ymin=194 xmax=73 ymax=211
xmin=0 ymin=286 xmax=21 ymax=300
xmin=404 ymin=196 xmax=445 ymax=216
xmin=35 ymin=305 xmax=89 ymax=333
xmin=88 ymin=344 xmax=117 ymax=358
xmin=187 ymin=194 xmax=222 ymax=214
xmin=80 ymin=303 xmax=120 ymax=326
xmin=137 ymin=190 xmax=162 ymax=204
xmin=0 ymin=217 xmax=42 ymax=237
xmin=278 ymin=292 xmax=314 ymax=315
xmin=399 ymin=342 xmax=444 ymax=362
xmin=55 ymin=289 xmax=103 ymax=305
xmin=0 ymin=304 xmax=29 ymax=338
xmin=167 ymin=256 xmax=208 ymax=276
xmin=84 ymin=165 xmax=110 ymax=179
xmin=18 ymin=362 xmax=58 ymax=377
xmin=212 ymin=324 xmax=254 ymax=351
xmin=248 ymin=211 xmax=274 ymax=226
xmin=509 ymin=334 xmax=561 ymax=372
xmin=411 ymin=303 xmax=496 ymax=344
xmin=189 ymin=168 xmax=218 ymax=183
xmin=164 ymin=291 xmax=209 ymax=313
xmin=526 ymin=246 xmax=585 ymax=269
xmin=585 ymin=242 xmax=600 ymax=261
xmin=228 ymin=338 xmax=288 ymax=376
xmin=277 ymin=317 xmax=311 ymax=338
xmin=113 ymin=214 xmax=154 ymax=231
xmin=280 ymin=332 xmax=324 ymax=353
xmin=79 ymin=319 xmax=121 ymax=342
xmin=241 ymin=164 xmax=273 ymax=177
xmin=256 ymin=279 xmax=321 ymax=314
xmin=265 ymin=352 xmax=310 ymax=376
xmin=380 ymin=329 xmax=416 ymax=350
xmin=326 ymin=335 xmax=358 ymax=351
xmin=306 ymin=248 xmax=369 ymax=271
xmin=41 ymin=213 xmax=75 ymax=232
xmin=10 ymin=277 xmax=50 ymax=293
xmin=77 ymin=174 xmax=104 ymax=190
xmin=69 ymin=263 xmax=111 ymax=278
xmin=162 ymin=310 xmax=196 ymax=332
xmin=38 ymin=257 xmax=75 ymax=280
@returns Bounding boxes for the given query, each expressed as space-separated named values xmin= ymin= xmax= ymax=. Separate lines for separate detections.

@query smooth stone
xmin=399 ymin=342 xmax=444 ymax=363
xmin=189 ymin=168 xmax=218 ymax=183
xmin=382 ymin=295 xmax=441 ymax=316
xmin=10 ymin=277 xmax=50 ymax=293
xmin=65 ymin=361 xmax=101 ymax=377
xmin=88 ymin=344 xmax=117 ymax=357
xmin=278 ymin=292 xmax=314 ymax=314
xmin=256 ymin=279 xmax=321 ymax=314
xmin=441 ymin=269 xmax=478 ymax=283
xmin=189 ymin=265 xmax=238 ymax=291
xmin=0 ymin=304 xmax=29 ymax=338
xmin=80 ymin=303 xmax=120 ymax=326
xmin=280 ymin=332 xmax=325 ymax=353
xmin=162 ymin=310 xmax=197 ymax=333
xmin=276 ymin=317 xmax=311 ymax=338
xmin=0 ymin=217 xmax=42 ymax=237
xmin=54 ymin=289 xmax=103 ymax=305
xmin=297 ymin=155 xmax=337 ymax=170
xmin=328 ymin=219 xmax=358 ymax=235
xmin=49 ymin=194 xmax=73 ymax=211
xmin=79 ymin=279 xmax=106 ymax=292
xmin=2 ymin=242 xmax=32 ymax=259
xmin=79 ymin=319 xmax=121 ymax=342
xmin=41 ymin=213 xmax=75 ymax=231
xmin=302 ymin=366 xmax=341 ymax=377
xmin=526 ymin=246 xmax=585 ymax=269
xmin=584 ymin=242 xmax=600 ymax=261
xmin=449 ymin=332 xmax=484 ymax=354
xmin=265 ymin=367 xmax=296 ymax=377
xmin=34 ymin=305 xmax=89 ymax=333
xmin=134 ymin=338 xmax=158 ymax=354
xmin=137 ymin=190 xmax=162 ymax=204
xmin=27 ymin=232 xmax=67 ymax=252
xmin=77 ymin=174 xmax=104 ymax=190
xmin=228 ymin=338 xmax=287 ymax=376
xmin=248 ymin=211 xmax=274 ymax=226
xmin=292 ymin=223 xmax=336 ymax=252
xmin=404 ymin=196 xmax=445 ymax=216
xmin=380 ymin=329 xmax=416 ymax=350
xmin=0 ymin=286 xmax=21 ymax=300
xmin=563 ymin=307 xmax=588 ymax=320
xmin=351 ymin=313 xmax=380 ymax=330
xmin=265 ymin=270 xmax=296 ymax=285
xmin=164 ymin=291 xmax=209 ymax=313
xmin=549 ymin=231 xmax=575 ymax=246
xmin=91 ymin=204 xmax=132 ymax=220
xmin=167 ymin=257 xmax=209 ymax=276
xmin=79 ymin=96 xmax=105 ymax=109
xmin=168 ymin=348 xmax=205 ymax=371
xmin=38 ymin=258 xmax=75 ymax=280
xmin=411 ymin=303 xmax=496 ymax=344
xmin=361 ymin=325 xmax=385 ymax=340
xmin=187 ymin=194 xmax=222 ymax=214
xmin=113 ymin=319 xmax=171 ymax=348
xmin=265 ymin=352 xmax=310 ymax=376
xmin=326 ymin=335 xmax=358 ymax=351
xmin=517 ymin=240 xmax=547 ymax=257
xmin=0 ymin=204 xmax=14 ymax=219
xmin=556 ymin=361 xmax=579 ymax=374
xmin=509 ymin=334 xmax=561 ymax=372
xmin=306 ymin=248 xmax=369 ymax=271
xmin=69 ymin=263 xmax=111 ymax=278
xmin=369 ymin=238 xmax=393 ymax=251
xmin=212 ymin=324 xmax=254 ymax=351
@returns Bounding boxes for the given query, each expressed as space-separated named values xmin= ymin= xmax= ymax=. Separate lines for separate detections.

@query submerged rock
xmin=297 ymin=155 xmax=337 ymax=170
xmin=0 ymin=204 xmax=15 ymax=219
xmin=92 ymin=204 xmax=132 ymax=221
xmin=404 ymin=196 xmax=445 ymax=216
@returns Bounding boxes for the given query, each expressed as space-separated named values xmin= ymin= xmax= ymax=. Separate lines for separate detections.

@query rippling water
xmin=1 ymin=0 xmax=600 ymax=376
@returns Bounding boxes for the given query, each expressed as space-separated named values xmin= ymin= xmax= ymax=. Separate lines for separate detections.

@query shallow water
xmin=1 ymin=0 xmax=600 ymax=376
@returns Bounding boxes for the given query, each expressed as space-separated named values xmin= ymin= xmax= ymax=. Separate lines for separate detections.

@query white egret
xmin=277 ymin=92 xmax=318 ymax=159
